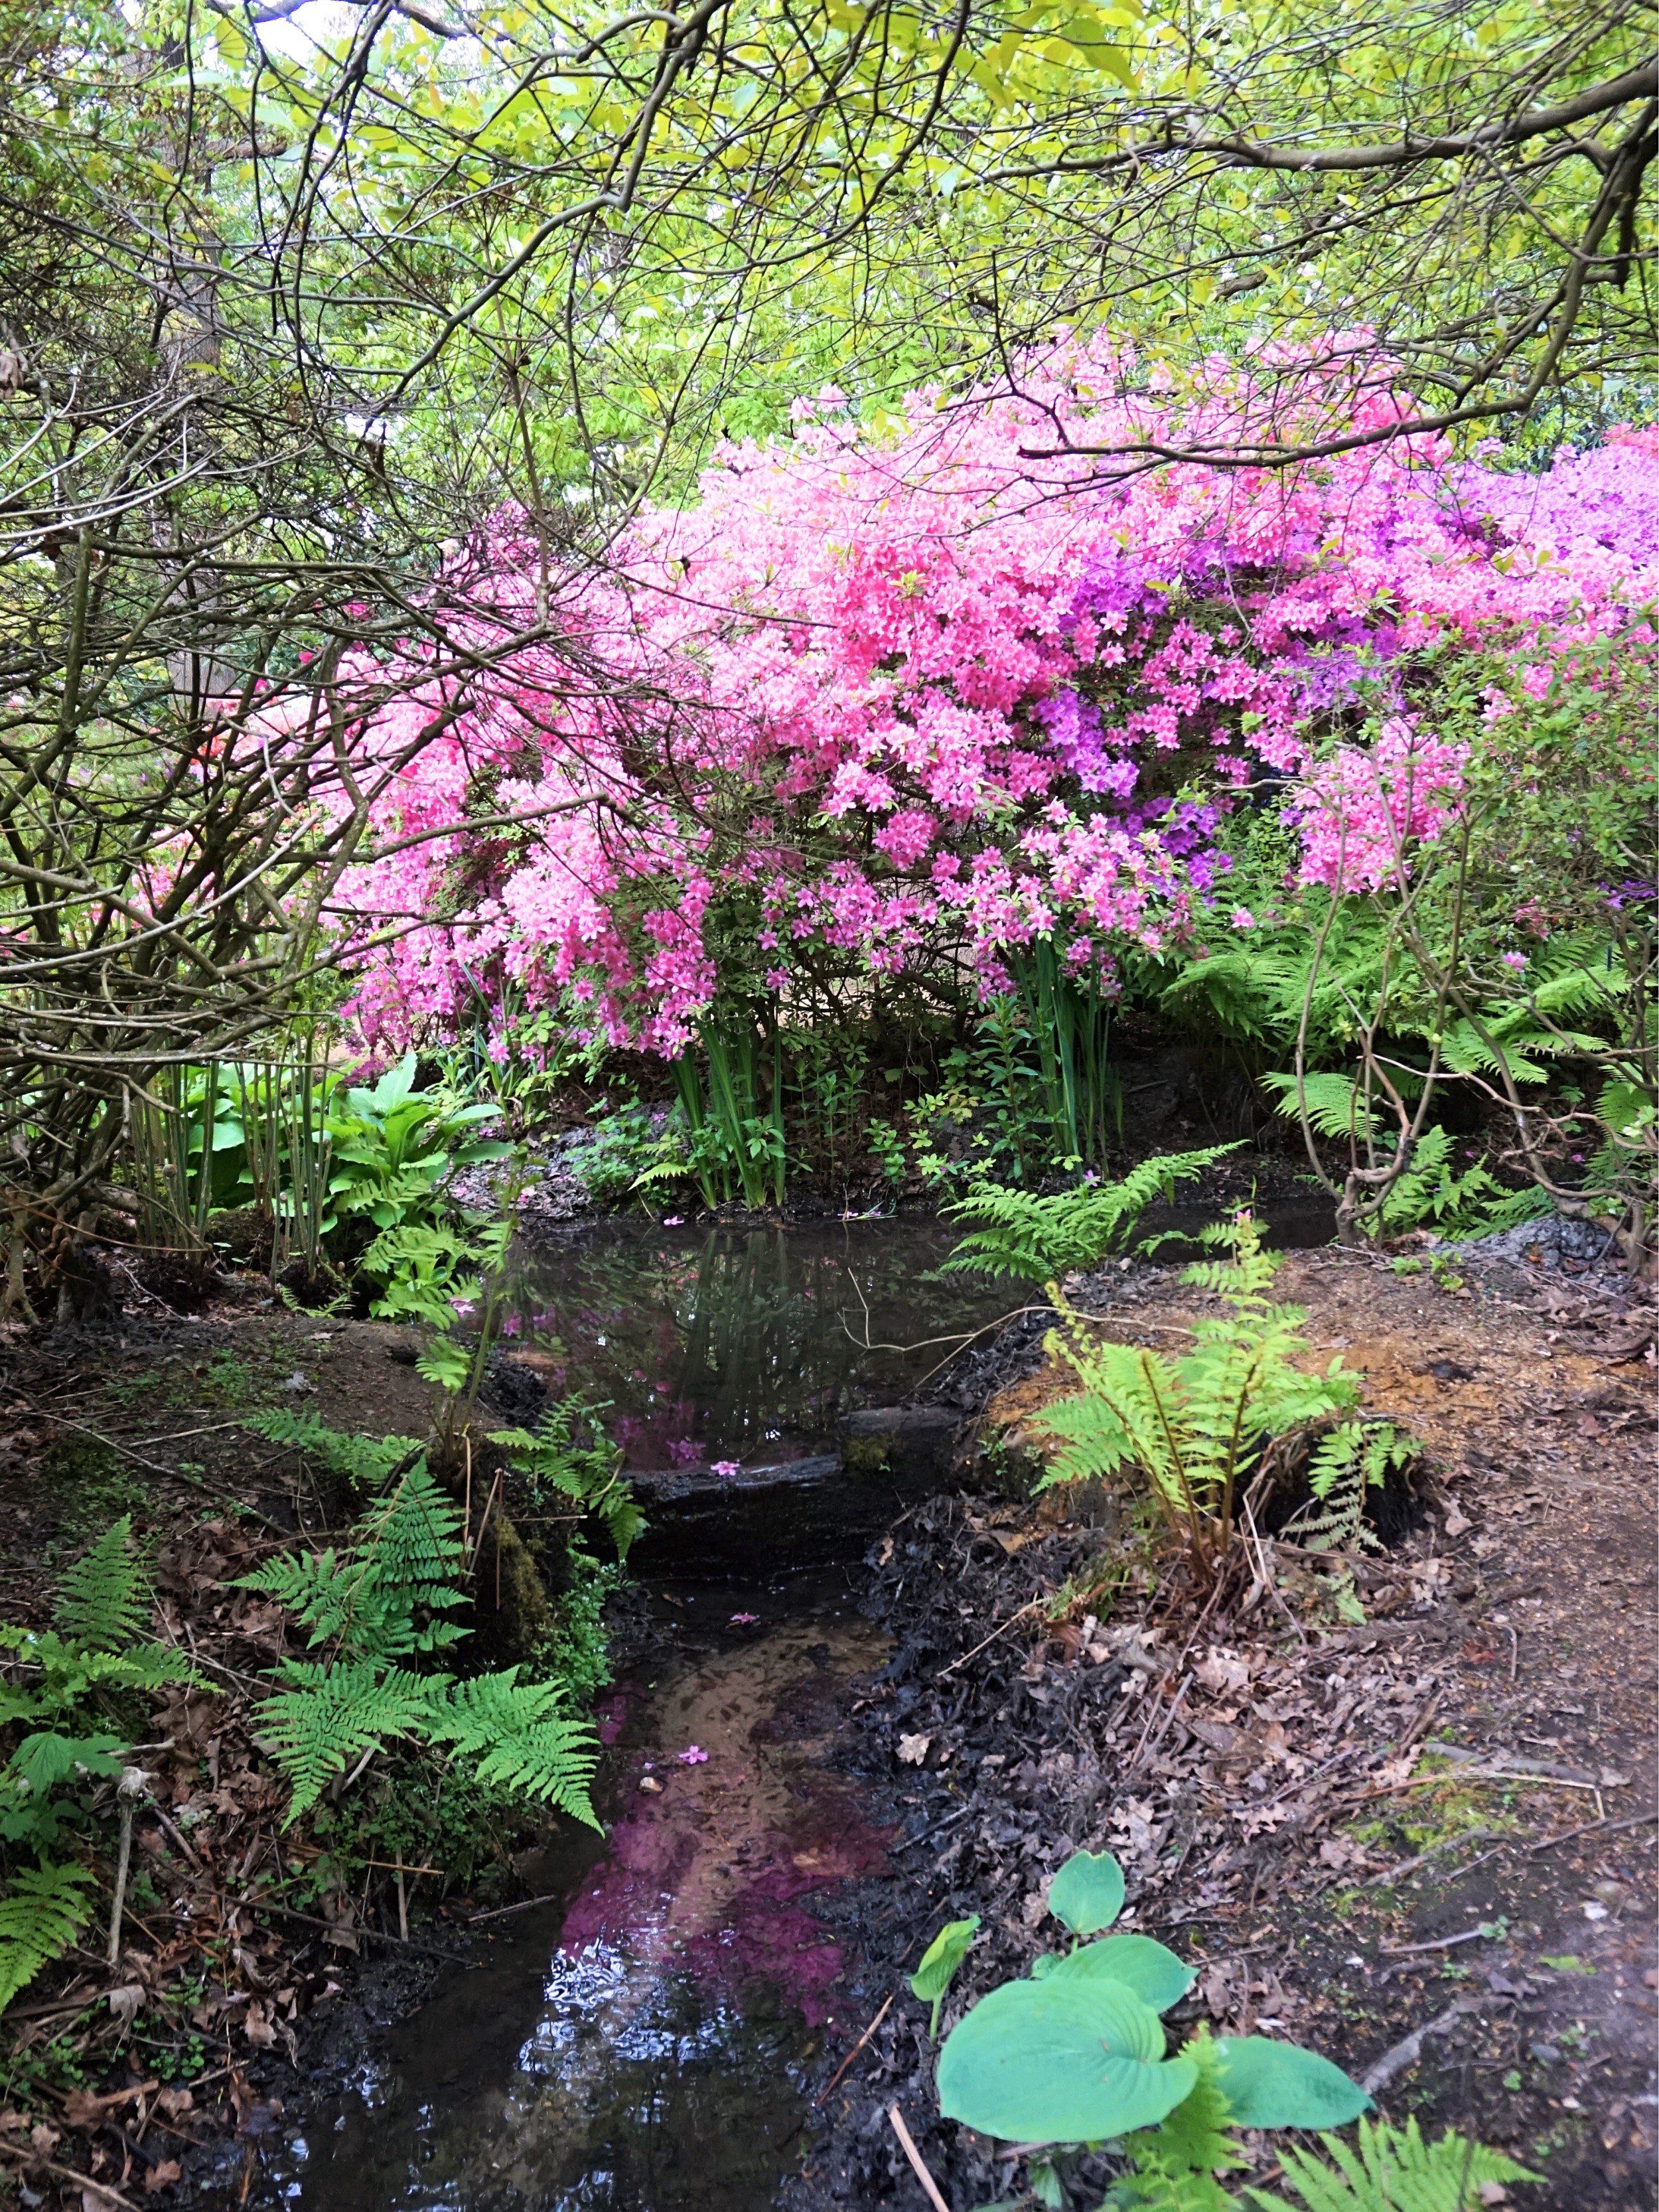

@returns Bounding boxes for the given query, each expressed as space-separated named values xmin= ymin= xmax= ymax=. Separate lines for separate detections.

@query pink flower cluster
xmin=335 ymin=339 xmax=1658 ymax=1051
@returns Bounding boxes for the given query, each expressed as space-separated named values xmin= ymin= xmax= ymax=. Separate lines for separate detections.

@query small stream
xmin=263 ymin=1201 xmax=1335 ymax=2209
xmin=273 ymin=1578 xmax=888 ymax=2211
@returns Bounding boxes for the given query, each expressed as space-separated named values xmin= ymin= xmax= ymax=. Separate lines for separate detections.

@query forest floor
xmin=788 ymin=1240 xmax=1658 ymax=2212
xmin=0 ymin=1230 xmax=1651 ymax=2209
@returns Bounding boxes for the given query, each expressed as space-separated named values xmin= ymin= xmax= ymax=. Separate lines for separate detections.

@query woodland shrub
xmin=334 ymin=348 xmax=1656 ymax=1083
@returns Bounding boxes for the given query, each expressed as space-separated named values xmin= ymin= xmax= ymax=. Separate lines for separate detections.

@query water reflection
xmin=496 ymin=1220 xmax=1011 ymax=1467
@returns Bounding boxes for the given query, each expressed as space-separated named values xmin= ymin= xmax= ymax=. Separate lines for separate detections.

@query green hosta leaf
xmin=937 ymin=1978 xmax=1195 ymax=2143
xmin=911 ymin=1914 xmax=980 ymax=2037
xmin=1210 ymin=2037 xmax=1372 ymax=2130
xmin=1037 ymin=1933 xmax=1195 ymax=2012
xmin=1048 ymin=1848 xmax=1125 ymax=1935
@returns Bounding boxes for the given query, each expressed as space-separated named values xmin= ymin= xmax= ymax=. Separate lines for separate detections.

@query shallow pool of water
xmin=267 ymin=1582 xmax=889 ymax=2212
xmin=494 ymin=1218 xmax=1014 ymax=1468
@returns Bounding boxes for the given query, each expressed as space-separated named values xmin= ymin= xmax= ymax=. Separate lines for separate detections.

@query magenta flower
xmin=729 ymin=1611 xmax=759 ymax=1625
xmin=678 ymin=1745 xmax=708 ymax=1765
xmin=710 ymin=1459 xmax=741 ymax=1479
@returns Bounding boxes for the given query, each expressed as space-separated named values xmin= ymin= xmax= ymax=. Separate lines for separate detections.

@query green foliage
xmin=910 ymin=1913 xmax=980 ymax=2038
xmin=1114 ymin=2033 xmax=1246 ymax=2211
xmin=1283 ymin=1423 xmax=1418 ymax=1554
xmin=239 ymin=1447 xmax=599 ymax=1828
xmin=936 ymin=1849 xmax=1370 ymax=2153
xmin=493 ymin=1398 xmax=644 ymax=1564
xmin=1032 ymin=1933 xmax=1194 ymax=2014
xmin=52 ymin=1516 xmax=151 ymax=1653
xmin=241 ymin=1463 xmax=471 ymax=1661
xmin=0 ymin=1522 xmax=194 ymax=1851
xmin=0 ymin=1525 xmax=197 ymax=2014
xmin=940 ymin=1145 xmax=1239 ymax=1283
xmin=1209 ymin=2037 xmax=1374 ymax=2132
xmin=0 ymin=1864 xmax=98 ymax=2016
xmin=1047 ymin=1849 xmax=1127 ymax=1936
xmin=1032 ymin=1214 xmax=1359 ymax=1580
xmin=243 ymin=1409 xmax=420 ymax=1496
xmin=1246 ymin=2117 xmax=1539 ymax=2212
xmin=938 ymin=1974 xmax=1199 ymax=2144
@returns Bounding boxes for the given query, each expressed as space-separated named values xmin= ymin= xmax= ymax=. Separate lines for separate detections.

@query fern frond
xmin=242 ymin=1410 xmax=419 ymax=1489
xmin=1248 ymin=2115 xmax=1538 ymax=2212
xmin=54 ymin=1517 xmax=148 ymax=1652
xmin=427 ymin=1671 xmax=600 ymax=1827
xmin=942 ymin=1145 xmax=1238 ymax=1282
xmin=0 ymin=1863 xmax=97 ymax=2014
xmin=257 ymin=1660 xmax=435 ymax=1823
xmin=1264 ymin=1070 xmax=1380 ymax=1141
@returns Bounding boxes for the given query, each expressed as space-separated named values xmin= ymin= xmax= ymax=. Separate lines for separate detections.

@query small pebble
xmin=638 ymin=1777 xmax=663 ymax=1795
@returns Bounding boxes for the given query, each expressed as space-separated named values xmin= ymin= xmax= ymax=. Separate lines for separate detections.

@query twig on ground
xmin=816 ymin=1994 xmax=893 ymax=2105
xmin=895 ymin=1805 xmax=972 ymax=1854
xmin=107 ymin=1800 xmax=135 ymax=1966
xmin=250 ymin=1903 xmax=458 ymax=1962
xmin=1363 ymin=1828 xmax=1494 ymax=1887
xmin=1380 ymin=1925 xmax=1493 ymax=1958
xmin=1527 ymin=1808 xmax=1658 ymax=1854
xmin=1361 ymin=1998 xmax=1480 ymax=2095
xmin=888 ymin=2102 xmax=952 ymax=2212
xmin=937 ymin=1597 xmax=1043 ymax=1680
xmin=0 ymin=2140 xmax=141 ymax=2209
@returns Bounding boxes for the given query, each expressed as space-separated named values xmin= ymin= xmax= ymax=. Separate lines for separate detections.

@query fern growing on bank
xmin=940 ymin=1145 xmax=1240 ymax=1284
xmin=1246 ymin=2116 xmax=1537 ymax=2212
xmin=1031 ymin=1214 xmax=1360 ymax=1582
xmin=0 ymin=1519 xmax=198 ymax=2013
xmin=1283 ymin=1422 xmax=1418 ymax=1554
xmin=238 ymin=1440 xmax=605 ymax=1828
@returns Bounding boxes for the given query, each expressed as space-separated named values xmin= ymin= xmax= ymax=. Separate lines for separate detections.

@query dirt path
xmin=787 ymin=1248 xmax=1657 ymax=2211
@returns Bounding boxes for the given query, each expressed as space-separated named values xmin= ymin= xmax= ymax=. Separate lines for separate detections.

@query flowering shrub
xmin=336 ymin=336 xmax=1658 ymax=1059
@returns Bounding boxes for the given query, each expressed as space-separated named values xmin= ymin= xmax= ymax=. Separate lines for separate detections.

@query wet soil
xmin=780 ymin=1244 xmax=1658 ymax=2212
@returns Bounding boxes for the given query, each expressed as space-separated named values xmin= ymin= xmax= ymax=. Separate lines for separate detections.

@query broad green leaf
xmin=1048 ymin=1848 xmax=1125 ymax=1935
xmin=1036 ymin=1933 xmax=1195 ymax=2012
xmin=1209 ymin=2036 xmax=1372 ymax=2130
xmin=937 ymin=1978 xmax=1195 ymax=2143
xmin=910 ymin=1913 xmax=980 ymax=2037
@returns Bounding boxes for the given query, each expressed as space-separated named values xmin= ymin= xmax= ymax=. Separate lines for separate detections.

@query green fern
xmin=1247 ymin=2116 xmax=1537 ymax=2212
xmin=243 ymin=1408 xmax=420 ymax=1491
xmin=257 ymin=1659 xmax=435 ymax=1822
xmin=1118 ymin=2031 xmax=1246 ymax=2208
xmin=494 ymin=1398 xmax=643 ymax=1563
xmin=52 ymin=1514 xmax=150 ymax=1653
xmin=428 ymin=1672 xmax=600 ymax=1825
xmin=1283 ymin=1422 xmax=1419 ymax=1553
xmin=939 ymin=1145 xmax=1240 ymax=1284
xmin=1031 ymin=1213 xmax=1360 ymax=1579
xmin=257 ymin=1659 xmax=599 ymax=1828
xmin=240 ymin=1458 xmax=470 ymax=1662
xmin=0 ymin=1863 xmax=97 ymax=2014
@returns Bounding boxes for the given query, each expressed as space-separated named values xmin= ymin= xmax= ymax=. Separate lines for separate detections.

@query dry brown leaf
xmin=143 ymin=2159 xmax=182 ymax=2193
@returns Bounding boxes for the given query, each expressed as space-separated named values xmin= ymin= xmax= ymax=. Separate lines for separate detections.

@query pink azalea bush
xmin=334 ymin=335 xmax=1658 ymax=1056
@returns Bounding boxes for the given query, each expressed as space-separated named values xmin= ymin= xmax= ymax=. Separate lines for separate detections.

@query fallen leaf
xmin=1194 ymin=1651 xmax=1250 ymax=1697
xmin=29 ymin=2122 xmax=60 ymax=2158
xmin=106 ymin=1984 xmax=144 ymax=2027
xmin=143 ymin=2161 xmax=182 ymax=2193
xmin=897 ymin=1733 xmax=932 ymax=1766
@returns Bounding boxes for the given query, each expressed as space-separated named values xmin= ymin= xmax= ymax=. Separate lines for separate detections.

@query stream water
xmin=259 ymin=1201 xmax=1336 ymax=2209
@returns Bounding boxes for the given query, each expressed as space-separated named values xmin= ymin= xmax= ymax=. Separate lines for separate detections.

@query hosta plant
xmin=937 ymin=1848 xmax=1372 ymax=2198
